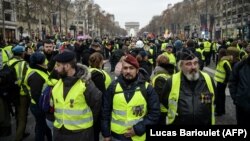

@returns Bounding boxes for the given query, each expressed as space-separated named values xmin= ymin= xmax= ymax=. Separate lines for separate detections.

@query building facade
xmin=0 ymin=0 xmax=17 ymax=42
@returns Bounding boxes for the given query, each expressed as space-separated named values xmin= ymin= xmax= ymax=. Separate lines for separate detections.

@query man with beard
xmin=42 ymin=39 xmax=58 ymax=72
xmin=102 ymin=54 xmax=160 ymax=141
xmin=162 ymin=48 xmax=216 ymax=125
xmin=52 ymin=51 xmax=100 ymax=141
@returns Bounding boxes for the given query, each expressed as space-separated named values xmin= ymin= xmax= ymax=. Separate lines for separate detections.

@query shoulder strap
xmin=113 ymin=80 xmax=119 ymax=94
xmin=10 ymin=60 xmax=22 ymax=68
xmin=139 ymin=82 xmax=148 ymax=101
xmin=0 ymin=48 xmax=10 ymax=59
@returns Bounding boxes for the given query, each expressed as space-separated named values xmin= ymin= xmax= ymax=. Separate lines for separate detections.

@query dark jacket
xmin=162 ymin=71 xmax=216 ymax=125
xmin=81 ymin=48 xmax=103 ymax=67
xmin=101 ymin=73 xmax=160 ymax=139
xmin=44 ymin=50 xmax=58 ymax=72
xmin=139 ymin=60 xmax=152 ymax=76
xmin=28 ymin=65 xmax=47 ymax=104
xmin=229 ymin=56 xmax=250 ymax=110
xmin=110 ymin=49 xmax=124 ymax=67
xmin=91 ymin=70 xmax=106 ymax=93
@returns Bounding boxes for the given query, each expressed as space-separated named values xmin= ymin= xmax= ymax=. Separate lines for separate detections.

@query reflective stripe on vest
xmin=203 ymin=41 xmax=211 ymax=52
xmin=89 ymin=68 xmax=111 ymax=89
xmin=151 ymin=73 xmax=171 ymax=113
xmin=214 ymin=60 xmax=231 ymax=83
xmin=111 ymin=82 xmax=148 ymax=141
xmin=24 ymin=67 xmax=48 ymax=104
xmin=167 ymin=71 xmax=215 ymax=125
xmin=52 ymin=79 xmax=93 ymax=130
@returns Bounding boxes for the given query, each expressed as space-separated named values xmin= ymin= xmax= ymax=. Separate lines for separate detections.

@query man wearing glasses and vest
xmin=102 ymin=54 xmax=160 ymax=141
xmin=162 ymin=48 xmax=216 ymax=125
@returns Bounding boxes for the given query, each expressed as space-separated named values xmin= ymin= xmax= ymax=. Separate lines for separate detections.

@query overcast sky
xmin=94 ymin=0 xmax=183 ymax=29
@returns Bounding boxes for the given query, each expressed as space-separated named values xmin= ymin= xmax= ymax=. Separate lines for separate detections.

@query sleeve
xmin=101 ymin=81 xmax=115 ymax=138
xmin=133 ymin=84 xmax=160 ymax=136
xmin=28 ymin=73 xmax=45 ymax=104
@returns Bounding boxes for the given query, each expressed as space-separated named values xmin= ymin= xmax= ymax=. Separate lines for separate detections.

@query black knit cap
xmin=179 ymin=48 xmax=196 ymax=60
xmin=54 ymin=51 xmax=76 ymax=63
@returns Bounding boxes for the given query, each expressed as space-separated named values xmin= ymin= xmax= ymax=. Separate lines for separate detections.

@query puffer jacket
xmin=101 ymin=73 xmax=160 ymax=139
xmin=162 ymin=71 xmax=216 ymax=125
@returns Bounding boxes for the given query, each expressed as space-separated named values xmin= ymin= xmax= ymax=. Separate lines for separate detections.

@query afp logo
xmin=222 ymin=129 xmax=247 ymax=138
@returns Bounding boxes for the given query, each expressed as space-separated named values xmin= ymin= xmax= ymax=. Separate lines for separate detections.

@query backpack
xmin=0 ymin=60 xmax=21 ymax=96
xmin=39 ymin=85 xmax=54 ymax=113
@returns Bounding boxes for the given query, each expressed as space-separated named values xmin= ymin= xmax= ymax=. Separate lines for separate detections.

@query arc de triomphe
xmin=125 ymin=22 xmax=139 ymax=37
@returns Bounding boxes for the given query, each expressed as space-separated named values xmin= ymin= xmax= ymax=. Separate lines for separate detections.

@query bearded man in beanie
xmin=162 ymin=48 xmax=216 ymax=125
xmin=102 ymin=54 xmax=160 ymax=141
xmin=52 ymin=51 xmax=101 ymax=141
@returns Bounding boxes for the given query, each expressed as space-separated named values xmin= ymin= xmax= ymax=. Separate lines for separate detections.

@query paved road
xmin=0 ymin=61 xmax=236 ymax=141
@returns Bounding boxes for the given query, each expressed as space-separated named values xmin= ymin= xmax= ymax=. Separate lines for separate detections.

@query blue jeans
xmin=30 ymin=104 xmax=52 ymax=141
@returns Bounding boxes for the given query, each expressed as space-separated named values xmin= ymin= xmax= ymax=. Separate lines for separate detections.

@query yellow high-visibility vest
xmin=167 ymin=71 xmax=215 ymax=125
xmin=214 ymin=60 xmax=231 ymax=83
xmin=24 ymin=68 xmax=48 ymax=104
xmin=52 ymin=79 xmax=93 ymax=130
xmin=8 ymin=58 xmax=28 ymax=96
xmin=151 ymin=73 xmax=171 ymax=113
xmin=111 ymin=82 xmax=149 ymax=141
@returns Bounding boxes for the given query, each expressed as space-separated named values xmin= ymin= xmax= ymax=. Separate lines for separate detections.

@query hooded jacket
xmin=53 ymin=63 xmax=100 ymax=140
xmin=60 ymin=64 xmax=102 ymax=123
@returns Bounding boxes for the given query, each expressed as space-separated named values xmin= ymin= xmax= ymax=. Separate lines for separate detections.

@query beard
xmin=124 ymin=73 xmax=134 ymax=80
xmin=183 ymin=69 xmax=200 ymax=81
xmin=44 ymin=50 xmax=53 ymax=55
